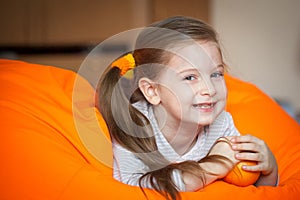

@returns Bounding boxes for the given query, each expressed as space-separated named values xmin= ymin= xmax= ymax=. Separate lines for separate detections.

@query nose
xmin=198 ymin=78 xmax=216 ymax=96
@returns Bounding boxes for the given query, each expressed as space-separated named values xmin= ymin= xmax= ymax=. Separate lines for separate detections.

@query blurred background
xmin=0 ymin=0 xmax=299 ymax=123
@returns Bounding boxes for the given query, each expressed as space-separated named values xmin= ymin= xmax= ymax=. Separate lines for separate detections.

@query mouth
xmin=193 ymin=102 xmax=216 ymax=109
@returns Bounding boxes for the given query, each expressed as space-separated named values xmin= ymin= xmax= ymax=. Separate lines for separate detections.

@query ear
xmin=138 ymin=78 xmax=161 ymax=105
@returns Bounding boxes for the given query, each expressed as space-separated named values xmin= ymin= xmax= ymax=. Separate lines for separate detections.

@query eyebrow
xmin=217 ymin=64 xmax=224 ymax=68
xmin=178 ymin=64 xmax=224 ymax=74
xmin=216 ymin=64 xmax=225 ymax=70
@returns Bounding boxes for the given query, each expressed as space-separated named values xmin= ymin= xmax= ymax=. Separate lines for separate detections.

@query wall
xmin=1 ymin=0 xmax=299 ymax=115
xmin=210 ymin=0 xmax=300 ymax=114
xmin=0 ymin=0 xmax=209 ymax=71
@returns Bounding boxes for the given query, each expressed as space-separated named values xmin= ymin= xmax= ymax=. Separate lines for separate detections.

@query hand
xmin=230 ymin=134 xmax=278 ymax=186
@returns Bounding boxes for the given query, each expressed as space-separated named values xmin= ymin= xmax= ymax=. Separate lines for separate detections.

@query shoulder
xmin=112 ymin=141 xmax=136 ymax=159
xmin=214 ymin=111 xmax=234 ymax=124
xmin=209 ymin=111 xmax=240 ymax=136
xmin=112 ymin=141 xmax=149 ymax=170
xmin=132 ymin=100 xmax=150 ymax=116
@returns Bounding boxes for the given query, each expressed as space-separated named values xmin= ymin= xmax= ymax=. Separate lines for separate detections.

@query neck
xmin=154 ymin=105 xmax=203 ymax=155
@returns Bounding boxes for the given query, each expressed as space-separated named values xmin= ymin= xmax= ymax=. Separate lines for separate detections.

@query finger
xmin=231 ymin=134 xmax=259 ymax=143
xmin=235 ymin=152 xmax=262 ymax=162
xmin=240 ymin=163 xmax=263 ymax=172
xmin=232 ymin=142 xmax=260 ymax=152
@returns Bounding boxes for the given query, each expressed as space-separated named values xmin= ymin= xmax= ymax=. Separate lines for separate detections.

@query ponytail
xmin=96 ymin=65 xmax=169 ymax=168
xmin=138 ymin=146 xmax=232 ymax=200
xmin=97 ymin=48 xmax=232 ymax=200
xmin=97 ymin=65 xmax=232 ymax=200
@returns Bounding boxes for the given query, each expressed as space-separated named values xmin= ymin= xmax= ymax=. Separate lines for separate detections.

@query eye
xmin=211 ymin=71 xmax=224 ymax=78
xmin=184 ymin=75 xmax=197 ymax=81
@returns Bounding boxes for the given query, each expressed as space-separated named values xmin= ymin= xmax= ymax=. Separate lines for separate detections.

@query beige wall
xmin=0 ymin=0 xmax=209 ymax=71
xmin=1 ymin=0 xmax=299 ymax=114
xmin=210 ymin=0 xmax=300 ymax=113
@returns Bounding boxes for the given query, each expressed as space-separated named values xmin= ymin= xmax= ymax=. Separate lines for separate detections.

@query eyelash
xmin=211 ymin=71 xmax=224 ymax=78
xmin=184 ymin=75 xmax=197 ymax=81
xmin=183 ymin=71 xmax=224 ymax=81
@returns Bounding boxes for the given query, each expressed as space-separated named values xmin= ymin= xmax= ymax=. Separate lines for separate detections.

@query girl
xmin=97 ymin=16 xmax=278 ymax=200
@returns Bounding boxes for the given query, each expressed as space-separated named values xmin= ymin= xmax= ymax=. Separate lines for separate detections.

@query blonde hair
xmin=97 ymin=16 xmax=229 ymax=200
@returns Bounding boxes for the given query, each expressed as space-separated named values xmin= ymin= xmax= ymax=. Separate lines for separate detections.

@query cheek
xmin=163 ymin=82 xmax=193 ymax=99
xmin=160 ymin=87 xmax=190 ymax=112
xmin=160 ymin=86 xmax=180 ymax=105
xmin=175 ymin=86 xmax=195 ymax=103
xmin=161 ymin=90 xmax=183 ymax=117
xmin=215 ymin=81 xmax=227 ymax=97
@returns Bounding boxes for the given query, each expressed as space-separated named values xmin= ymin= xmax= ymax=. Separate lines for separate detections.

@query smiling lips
xmin=193 ymin=102 xmax=216 ymax=111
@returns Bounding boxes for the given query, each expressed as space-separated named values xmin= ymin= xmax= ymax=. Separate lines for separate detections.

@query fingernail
xmin=232 ymin=145 xmax=237 ymax=149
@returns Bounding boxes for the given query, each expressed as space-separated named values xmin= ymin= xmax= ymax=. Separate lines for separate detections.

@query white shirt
xmin=113 ymin=101 xmax=240 ymax=191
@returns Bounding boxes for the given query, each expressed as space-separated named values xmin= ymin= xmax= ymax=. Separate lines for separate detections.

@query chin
xmin=200 ymin=120 xmax=214 ymax=126
xmin=196 ymin=117 xmax=215 ymax=126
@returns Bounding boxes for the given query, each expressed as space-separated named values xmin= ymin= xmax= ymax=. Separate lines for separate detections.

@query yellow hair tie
xmin=111 ymin=53 xmax=135 ymax=79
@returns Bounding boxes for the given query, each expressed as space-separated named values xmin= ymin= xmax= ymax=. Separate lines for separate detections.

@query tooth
xmin=200 ymin=104 xmax=211 ymax=108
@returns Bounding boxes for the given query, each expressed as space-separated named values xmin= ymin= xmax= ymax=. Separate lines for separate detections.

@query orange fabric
xmin=0 ymin=59 xmax=299 ymax=199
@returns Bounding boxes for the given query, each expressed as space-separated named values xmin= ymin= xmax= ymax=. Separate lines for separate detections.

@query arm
xmin=182 ymin=138 xmax=239 ymax=191
xmin=113 ymin=142 xmax=148 ymax=186
xmin=230 ymin=134 xmax=278 ymax=186
xmin=114 ymin=138 xmax=239 ymax=191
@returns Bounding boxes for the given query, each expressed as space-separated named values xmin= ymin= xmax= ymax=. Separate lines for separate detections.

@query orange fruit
xmin=223 ymin=161 xmax=260 ymax=186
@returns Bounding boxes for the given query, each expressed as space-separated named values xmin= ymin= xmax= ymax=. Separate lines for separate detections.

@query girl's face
xmin=156 ymin=41 xmax=227 ymax=127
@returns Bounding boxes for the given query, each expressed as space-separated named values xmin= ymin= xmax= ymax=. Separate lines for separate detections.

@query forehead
xmin=166 ymin=41 xmax=222 ymax=71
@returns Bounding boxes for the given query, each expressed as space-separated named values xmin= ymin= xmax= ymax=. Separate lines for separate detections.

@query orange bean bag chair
xmin=0 ymin=59 xmax=299 ymax=199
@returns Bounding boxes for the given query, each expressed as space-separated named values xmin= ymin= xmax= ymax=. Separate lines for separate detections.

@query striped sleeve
xmin=113 ymin=142 xmax=187 ymax=191
xmin=172 ymin=169 xmax=186 ymax=191
xmin=113 ymin=142 xmax=147 ymax=187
